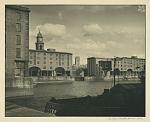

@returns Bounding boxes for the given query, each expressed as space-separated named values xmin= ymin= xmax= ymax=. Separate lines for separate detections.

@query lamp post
xmin=136 ymin=66 xmax=140 ymax=79
xmin=113 ymin=57 xmax=116 ymax=87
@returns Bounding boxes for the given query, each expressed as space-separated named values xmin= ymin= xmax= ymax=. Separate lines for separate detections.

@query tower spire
xmin=38 ymin=28 xmax=40 ymax=33
xmin=36 ymin=30 xmax=44 ymax=50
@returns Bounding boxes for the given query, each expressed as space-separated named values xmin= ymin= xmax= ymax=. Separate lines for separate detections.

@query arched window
xmin=40 ymin=45 xmax=42 ymax=50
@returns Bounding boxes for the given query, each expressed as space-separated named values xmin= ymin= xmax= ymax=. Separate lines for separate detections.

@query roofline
xmin=121 ymin=57 xmax=145 ymax=60
xmin=87 ymin=56 xmax=145 ymax=60
xmin=87 ymin=57 xmax=113 ymax=60
xmin=87 ymin=57 xmax=96 ymax=59
xmin=29 ymin=49 xmax=72 ymax=55
xmin=6 ymin=5 xmax=30 ymax=12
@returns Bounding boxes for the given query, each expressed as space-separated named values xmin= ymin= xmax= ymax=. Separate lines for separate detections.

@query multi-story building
xmin=87 ymin=57 xmax=113 ymax=76
xmin=113 ymin=56 xmax=145 ymax=76
xmin=75 ymin=56 xmax=80 ymax=68
xmin=6 ymin=5 xmax=30 ymax=87
xmin=87 ymin=56 xmax=145 ymax=78
xmin=29 ymin=31 xmax=72 ymax=77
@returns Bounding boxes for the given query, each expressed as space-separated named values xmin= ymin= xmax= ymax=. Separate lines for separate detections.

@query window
xmin=44 ymin=57 xmax=46 ymax=60
xmin=40 ymin=45 xmax=43 ymax=50
xmin=30 ymin=61 xmax=32 ymax=64
xmin=37 ymin=61 xmax=40 ymax=64
xmin=16 ymin=35 xmax=21 ymax=45
xmin=50 ymin=62 xmax=52 ymax=65
xmin=56 ymin=58 xmax=58 ymax=60
xmin=44 ymin=61 xmax=46 ymax=64
xmin=43 ymin=66 xmax=46 ymax=69
xmin=16 ymin=12 xmax=21 ymax=21
xmin=30 ymin=56 xmax=32 ymax=59
xmin=26 ymin=14 xmax=29 ymax=19
xmin=62 ymin=62 xmax=64 ymax=65
xmin=16 ymin=62 xmax=21 ymax=68
xmin=37 ymin=57 xmax=40 ymax=60
xmin=26 ymin=23 xmax=29 ymax=30
xmin=16 ymin=48 xmax=21 ymax=58
xmin=50 ymin=66 xmax=52 ymax=69
xmin=15 ymin=69 xmax=21 ymax=76
xmin=44 ymin=53 xmax=46 ymax=55
xmin=50 ymin=58 xmax=52 ymax=60
xmin=16 ymin=23 xmax=21 ymax=32
xmin=105 ymin=63 xmax=109 ymax=68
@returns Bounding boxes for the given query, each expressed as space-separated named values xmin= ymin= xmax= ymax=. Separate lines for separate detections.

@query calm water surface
xmin=34 ymin=80 xmax=141 ymax=99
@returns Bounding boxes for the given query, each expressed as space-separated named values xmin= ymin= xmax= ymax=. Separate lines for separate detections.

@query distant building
xmin=5 ymin=5 xmax=30 ymax=87
xmin=29 ymin=31 xmax=72 ymax=76
xmin=87 ymin=56 xmax=145 ymax=77
xmin=75 ymin=56 xmax=80 ymax=68
xmin=87 ymin=57 xmax=113 ymax=76
xmin=71 ymin=64 xmax=77 ymax=77
xmin=79 ymin=64 xmax=87 ymax=69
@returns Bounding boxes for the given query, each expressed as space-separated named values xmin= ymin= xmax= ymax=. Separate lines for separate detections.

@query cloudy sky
xmin=26 ymin=5 xmax=146 ymax=64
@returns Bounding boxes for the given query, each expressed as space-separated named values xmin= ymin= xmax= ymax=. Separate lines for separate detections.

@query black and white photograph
xmin=4 ymin=3 xmax=147 ymax=118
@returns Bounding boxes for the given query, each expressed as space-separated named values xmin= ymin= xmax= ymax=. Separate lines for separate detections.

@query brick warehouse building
xmin=5 ymin=6 xmax=31 ymax=88
xmin=87 ymin=56 xmax=145 ymax=79
xmin=29 ymin=31 xmax=72 ymax=77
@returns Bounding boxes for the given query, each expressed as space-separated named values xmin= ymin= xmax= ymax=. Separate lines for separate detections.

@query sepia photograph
xmin=5 ymin=4 xmax=146 ymax=117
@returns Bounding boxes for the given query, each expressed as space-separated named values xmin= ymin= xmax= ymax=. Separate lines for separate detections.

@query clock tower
xmin=35 ymin=30 xmax=44 ymax=50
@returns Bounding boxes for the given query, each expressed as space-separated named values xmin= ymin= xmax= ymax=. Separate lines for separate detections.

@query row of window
xmin=15 ymin=12 xmax=29 ymax=58
xmin=117 ymin=58 xmax=145 ymax=61
xmin=30 ymin=56 xmax=65 ymax=61
xmin=116 ymin=60 xmax=145 ymax=64
xmin=119 ymin=68 xmax=143 ymax=71
xmin=30 ymin=61 xmax=65 ymax=65
xmin=31 ymin=66 xmax=71 ymax=70
xmin=30 ymin=52 xmax=66 ymax=57
xmin=16 ymin=13 xmax=21 ymax=57
xmin=42 ymin=66 xmax=70 ymax=70
xmin=116 ymin=64 xmax=144 ymax=67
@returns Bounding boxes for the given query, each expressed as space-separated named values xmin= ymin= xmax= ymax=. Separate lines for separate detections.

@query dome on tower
xmin=37 ymin=31 xmax=43 ymax=38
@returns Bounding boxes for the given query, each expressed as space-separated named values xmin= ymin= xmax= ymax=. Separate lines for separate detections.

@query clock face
xmin=38 ymin=37 xmax=43 ymax=42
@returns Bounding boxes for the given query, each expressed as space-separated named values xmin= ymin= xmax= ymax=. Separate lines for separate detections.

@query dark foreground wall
xmin=7 ymin=83 xmax=145 ymax=117
xmin=45 ymin=83 xmax=145 ymax=117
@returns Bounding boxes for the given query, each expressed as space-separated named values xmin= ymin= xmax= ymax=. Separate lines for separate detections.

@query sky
xmin=26 ymin=5 xmax=146 ymax=64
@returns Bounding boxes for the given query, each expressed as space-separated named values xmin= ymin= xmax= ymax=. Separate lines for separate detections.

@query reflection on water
xmin=34 ymin=80 xmax=140 ymax=99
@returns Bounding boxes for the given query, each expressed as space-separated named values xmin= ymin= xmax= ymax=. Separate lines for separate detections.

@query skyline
xmin=26 ymin=5 xmax=146 ymax=64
